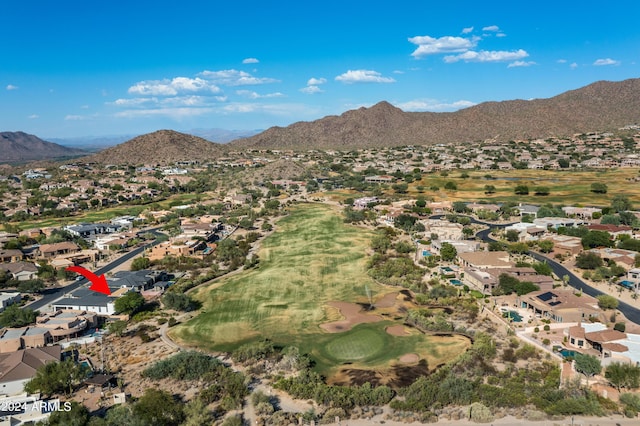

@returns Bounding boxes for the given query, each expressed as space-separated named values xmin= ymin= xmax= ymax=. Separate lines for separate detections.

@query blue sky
xmin=1 ymin=1 xmax=639 ymax=139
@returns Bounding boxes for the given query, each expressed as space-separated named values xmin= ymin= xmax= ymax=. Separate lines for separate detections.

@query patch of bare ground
xmin=319 ymin=301 xmax=382 ymax=333
xmin=385 ymin=324 xmax=409 ymax=336
xmin=329 ymin=359 xmax=432 ymax=388
xmin=398 ymin=353 xmax=419 ymax=363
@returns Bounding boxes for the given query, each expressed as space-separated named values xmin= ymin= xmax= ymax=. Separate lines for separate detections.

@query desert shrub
xmin=466 ymin=402 xmax=493 ymax=423
xmin=142 ymin=351 xmax=222 ymax=380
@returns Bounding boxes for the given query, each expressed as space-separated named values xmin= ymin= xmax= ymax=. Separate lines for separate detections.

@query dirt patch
xmin=385 ymin=324 xmax=409 ymax=336
xmin=329 ymin=359 xmax=431 ymax=388
xmin=375 ymin=292 xmax=398 ymax=308
xmin=320 ymin=301 xmax=382 ymax=333
xmin=399 ymin=353 xmax=419 ymax=363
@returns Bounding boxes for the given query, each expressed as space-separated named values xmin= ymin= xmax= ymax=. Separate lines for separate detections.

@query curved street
xmin=27 ymin=228 xmax=165 ymax=311
xmin=469 ymin=216 xmax=640 ymax=325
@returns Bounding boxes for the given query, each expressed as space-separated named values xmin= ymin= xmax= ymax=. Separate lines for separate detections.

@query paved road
xmin=28 ymin=229 xmax=165 ymax=311
xmin=431 ymin=214 xmax=640 ymax=325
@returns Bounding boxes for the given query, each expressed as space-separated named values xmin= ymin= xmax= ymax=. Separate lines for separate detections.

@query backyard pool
xmin=619 ymin=280 xmax=636 ymax=290
xmin=450 ymin=279 xmax=462 ymax=286
xmin=503 ymin=310 xmax=523 ymax=322
xmin=559 ymin=349 xmax=577 ymax=358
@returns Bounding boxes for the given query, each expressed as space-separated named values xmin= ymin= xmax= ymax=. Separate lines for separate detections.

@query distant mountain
xmin=187 ymin=128 xmax=262 ymax=143
xmin=230 ymin=78 xmax=640 ymax=150
xmin=0 ymin=131 xmax=87 ymax=163
xmin=49 ymin=134 xmax=140 ymax=152
xmin=84 ymin=129 xmax=225 ymax=165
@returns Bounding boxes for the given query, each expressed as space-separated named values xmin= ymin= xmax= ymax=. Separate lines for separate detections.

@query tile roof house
xmin=518 ymin=289 xmax=602 ymax=323
xmin=0 ymin=346 xmax=61 ymax=396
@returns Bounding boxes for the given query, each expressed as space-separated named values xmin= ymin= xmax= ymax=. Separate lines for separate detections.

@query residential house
xmin=562 ymin=206 xmax=602 ymax=219
xmin=458 ymin=251 xmax=513 ymax=269
xmin=0 ymin=346 xmax=61 ymax=396
xmin=52 ymin=289 xmax=117 ymax=316
xmin=517 ymin=289 xmax=602 ymax=323
xmin=587 ymin=224 xmax=633 ymax=239
xmin=108 ymin=270 xmax=168 ymax=292
xmin=37 ymin=242 xmax=80 ymax=259
xmin=364 ymin=175 xmax=395 ymax=184
xmin=0 ymin=249 xmax=23 ymax=263
xmin=0 ymin=293 xmax=21 ymax=313
xmin=0 ymin=262 xmax=38 ymax=281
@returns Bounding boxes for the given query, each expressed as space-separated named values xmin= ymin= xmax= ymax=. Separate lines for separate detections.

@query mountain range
xmin=0 ymin=132 xmax=86 ymax=163
xmin=2 ymin=78 xmax=639 ymax=165
xmin=83 ymin=130 xmax=225 ymax=165
xmin=232 ymin=78 xmax=640 ymax=150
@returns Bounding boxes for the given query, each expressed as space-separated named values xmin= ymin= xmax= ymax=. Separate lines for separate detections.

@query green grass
xmin=171 ymin=203 xmax=470 ymax=375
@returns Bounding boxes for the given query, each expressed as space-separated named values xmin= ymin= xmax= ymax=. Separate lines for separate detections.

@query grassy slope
xmin=171 ymin=203 xmax=469 ymax=374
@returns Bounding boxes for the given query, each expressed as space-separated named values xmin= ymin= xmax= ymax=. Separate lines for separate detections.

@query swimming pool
xmin=450 ymin=279 xmax=462 ymax=286
xmin=503 ymin=310 xmax=523 ymax=322
xmin=559 ymin=349 xmax=576 ymax=358
xmin=619 ymin=280 xmax=636 ymax=289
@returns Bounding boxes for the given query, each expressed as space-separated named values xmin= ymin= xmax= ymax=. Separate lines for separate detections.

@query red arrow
xmin=66 ymin=266 xmax=111 ymax=296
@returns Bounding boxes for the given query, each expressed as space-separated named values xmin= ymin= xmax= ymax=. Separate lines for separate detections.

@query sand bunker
xmin=375 ymin=292 xmax=398 ymax=308
xmin=399 ymin=353 xmax=420 ymax=363
xmin=320 ymin=301 xmax=382 ymax=333
xmin=385 ymin=324 xmax=410 ymax=336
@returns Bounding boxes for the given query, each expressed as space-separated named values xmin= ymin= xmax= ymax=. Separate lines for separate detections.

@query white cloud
xmin=6 ymin=84 xmax=18 ymax=90
xmin=507 ymin=60 xmax=536 ymax=68
xmin=482 ymin=25 xmax=500 ymax=32
xmin=593 ymin=58 xmax=620 ymax=66
xmin=392 ymin=70 xmax=405 ymax=74
xmin=557 ymin=59 xmax=567 ymax=63
xmin=444 ymin=49 xmax=529 ymax=63
xmin=396 ymin=99 xmax=476 ymax=112
xmin=199 ymin=69 xmax=279 ymax=86
xmin=496 ymin=33 xmax=507 ymax=38
xmin=221 ymin=102 xmax=318 ymax=117
xmin=65 ymin=115 xmax=89 ymax=121
xmin=307 ymin=77 xmax=327 ymax=85
xmin=242 ymin=57 xmax=259 ymax=64
xmin=570 ymin=62 xmax=578 ymax=69
xmin=235 ymin=90 xmax=284 ymax=99
xmin=80 ymin=105 xmax=90 ymax=109
xmin=28 ymin=114 xmax=39 ymax=119
xmin=409 ymin=35 xmax=476 ymax=58
xmin=462 ymin=26 xmax=474 ymax=34
xmin=335 ymin=70 xmax=396 ymax=84
xmin=114 ymin=107 xmax=214 ymax=119
xmin=300 ymin=85 xmax=324 ymax=94
xmin=128 ymin=77 xmax=221 ymax=96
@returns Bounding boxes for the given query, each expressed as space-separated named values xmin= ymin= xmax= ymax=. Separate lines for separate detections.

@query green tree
xmin=440 ymin=242 xmax=457 ymax=261
xmin=514 ymin=185 xmax=529 ymax=195
xmin=596 ymin=294 xmax=619 ymax=310
xmin=114 ymin=291 xmax=145 ymax=314
xmin=132 ymin=388 xmax=185 ymax=426
xmin=611 ymin=195 xmax=633 ymax=213
xmin=574 ymin=353 xmax=601 ymax=385
xmin=162 ymin=292 xmax=195 ymax=311
xmin=182 ymin=398 xmax=213 ymax=426
xmin=484 ymin=184 xmax=496 ymax=194
xmin=575 ymin=252 xmax=604 ymax=269
xmin=444 ymin=181 xmax=457 ymax=191
xmin=605 ymin=362 xmax=640 ymax=391
xmin=108 ymin=320 xmax=127 ymax=337
xmin=130 ymin=257 xmax=150 ymax=271
xmin=590 ymin=183 xmax=608 ymax=194
xmin=581 ymin=230 xmax=613 ymax=249
xmin=46 ymin=401 xmax=90 ymax=426
xmin=534 ymin=186 xmax=550 ymax=196
xmin=0 ymin=305 xmax=38 ymax=328
xmin=24 ymin=359 xmax=89 ymax=396
xmin=505 ymin=229 xmax=520 ymax=242
xmin=538 ymin=239 xmax=554 ymax=253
